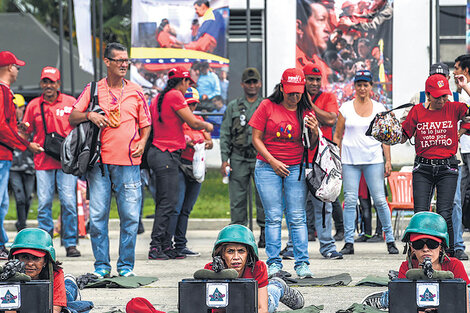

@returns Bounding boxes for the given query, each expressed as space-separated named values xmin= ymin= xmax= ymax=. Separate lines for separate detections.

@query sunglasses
xmin=411 ymin=239 xmax=440 ymax=250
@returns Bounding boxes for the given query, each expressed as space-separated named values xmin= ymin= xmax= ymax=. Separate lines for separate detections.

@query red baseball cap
xmin=168 ymin=66 xmax=195 ymax=84
xmin=425 ymin=75 xmax=451 ymax=98
xmin=126 ymin=297 xmax=164 ymax=313
xmin=302 ymin=63 xmax=322 ymax=77
xmin=12 ymin=248 xmax=46 ymax=257
xmin=409 ymin=233 xmax=442 ymax=243
xmin=0 ymin=51 xmax=25 ymax=67
xmin=280 ymin=68 xmax=305 ymax=94
xmin=40 ymin=66 xmax=61 ymax=82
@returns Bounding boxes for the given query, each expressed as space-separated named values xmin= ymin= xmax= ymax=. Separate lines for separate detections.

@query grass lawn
xmin=7 ymin=169 xmax=232 ymax=220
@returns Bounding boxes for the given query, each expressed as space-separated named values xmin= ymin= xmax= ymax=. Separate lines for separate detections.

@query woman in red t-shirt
xmin=148 ymin=67 xmax=213 ymax=260
xmin=362 ymin=212 xmax=470 ymax=311
xmin=249 ymin=68 xmax=318 ymax=279
xmin=168 ymin=87 xmax=212 ymax=257
xmin=6 ymin=228 xmax=93 ymax=313
xmin=401 ymin=75 xmax=470 ymax=255
xmin=205 ymin=225 xmax=304 ymax=313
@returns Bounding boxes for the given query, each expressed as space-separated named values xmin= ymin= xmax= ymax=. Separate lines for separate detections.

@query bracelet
xmin=86 ymin=112 xmax=90 ymax=120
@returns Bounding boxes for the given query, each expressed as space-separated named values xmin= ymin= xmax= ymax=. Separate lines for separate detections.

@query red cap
xmin=409 ymin=233 xmax=442 ymax=243
xmin=302 ymin=63 xmax=322 ymax=77
xmin=0 ymin=51 xmax=25 ymax=67
xmin=425 ymin=75 xmax=451 ymax=98
xmin=126 ymin=297 xmax=165 ymax=313
xmin=12 ymin=249 xmax=46 ymax=258
xmin=40 ymin=66 xmax=61 ymax=82
xmin=280 ymin=68 xmax=305 ymax=94
xmin=168 ymin=66 xmax=195 ymax=84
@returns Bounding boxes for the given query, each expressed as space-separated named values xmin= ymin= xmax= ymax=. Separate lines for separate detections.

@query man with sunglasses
xmin=0 ymin=51 xmax=32 ymax=260
xmin=20 ymin=66 xmax=81 ymax=258
xmin=362 ymin=212 xmax=470 ymax=309
xmin=69 ymin=42 xmax=151 ymax=278
xmin=219 ymin=67 xmax=266 ymax=248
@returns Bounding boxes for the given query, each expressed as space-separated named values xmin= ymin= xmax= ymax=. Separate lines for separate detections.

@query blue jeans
xmin=36 ymin=169 xmax=78 ymax=248
xmin=168 ymin=165 xmax=202 ymax=250
xmin=285 ymin=194 xmax=338 ymax=256
xmin=87 ymin=164 xmax=141 ymax=272
xmin=0 ymin=161 xmax=11 ymax=245
xmin=267 ymin=279 xmax=283 ymax=313
xmin=254 ymin=160 xmax=309 ymax=267
xmin=453 ymin=166 xmax=465 ymax=251
xmin=342 ymin=163 xmax=394 ymax=244
xmin=65 ymin=278 xmax=93 ymax=313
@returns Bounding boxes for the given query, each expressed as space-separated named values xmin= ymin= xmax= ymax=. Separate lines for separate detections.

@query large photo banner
xmin=130 ymin=0 xmax=230 ymax=111
xmin=296 ymin=0 xmax=393 ymax=107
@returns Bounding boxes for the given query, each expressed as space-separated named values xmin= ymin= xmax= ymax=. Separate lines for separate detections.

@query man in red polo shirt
xmin=0 ymin=51 xmax=34 ymax=259
xmin=22 ymin=66 xmax=81 ymax=257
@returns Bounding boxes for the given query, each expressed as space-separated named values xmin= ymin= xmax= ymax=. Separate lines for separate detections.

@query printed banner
xmin=467 ymin=0 xmax=470 ymax=53
xmin=130 ymin=0 xmax=229 ymax=95
xmin=296 ymin=0 xmax=393 ymax=107
xmin=73 ymin=0 xmax=94 ymax=75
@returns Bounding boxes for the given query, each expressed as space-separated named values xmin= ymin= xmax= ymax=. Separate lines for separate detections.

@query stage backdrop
xmin=296 ymin=0 xmax=393 ymax=107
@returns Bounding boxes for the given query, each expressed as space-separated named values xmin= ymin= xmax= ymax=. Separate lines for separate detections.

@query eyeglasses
xmin=108 ymin=58 xmax=131 ymax=66
xmin=411 ymin=239 xmax=440 ymax=250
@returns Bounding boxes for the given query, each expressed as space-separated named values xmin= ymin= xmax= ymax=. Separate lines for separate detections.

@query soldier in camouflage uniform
xmin=220 ymin=67 xmax=265 ymax=248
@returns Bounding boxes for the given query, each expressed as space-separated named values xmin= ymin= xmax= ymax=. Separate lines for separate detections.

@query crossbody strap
xmin=39 ymin=102 xmax=49 ymax=135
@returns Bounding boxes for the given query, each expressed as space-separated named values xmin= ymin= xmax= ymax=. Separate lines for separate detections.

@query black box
xmin=389 ymin=279 xmax=467 ymax=313
xmin=179 ymin=279 xmax=258 ymax=313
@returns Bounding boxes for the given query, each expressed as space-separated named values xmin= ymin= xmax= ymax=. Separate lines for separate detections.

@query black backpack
xmin=61 ymin=82 xmax=104 ymax=176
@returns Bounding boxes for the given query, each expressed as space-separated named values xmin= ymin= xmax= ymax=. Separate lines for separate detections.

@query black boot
xmin=340 ymin=243 xmax=354 ymax=255
xmin=387 ymin=242 xmax=399 ymax=254
xmin=258 ymin=227 xmax=266 ymax=248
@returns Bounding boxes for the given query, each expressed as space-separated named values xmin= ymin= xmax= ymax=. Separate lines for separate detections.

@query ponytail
xmin=157 ymin=77 xmax=184 ymax=122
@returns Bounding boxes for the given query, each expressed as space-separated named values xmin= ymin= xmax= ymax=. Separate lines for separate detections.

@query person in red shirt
xmin=362 ymin=212 xmax=470 ymax=310
xmin=69 ymin=42 xmax=152 ymax=278
xmin=168 ymin=87 xmax=212 ymax=257
xmin=21 ymin=66 xmax=81 ymax=258
xmin=250 ymin=68 xmax=318 ymax=279
xmin=7 ymin=228 xmax=93 ymax=313
xmin=205 ymin=225 xmax=304 ymax=313
xmin=402 ymin=75 xmax=470 ymax=255
xmin=155 ymin=18 xmax=183 ymax=48
xmin=147 ymin=66 xmax=213 ymax=261
xmin=0 ymin=51 xmax=33 ymax=260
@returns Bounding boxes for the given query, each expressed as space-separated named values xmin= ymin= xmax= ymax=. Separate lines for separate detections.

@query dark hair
xmin=267 ymin=83 xmax=312 ymax=130
xmin=104 ymin=42 xmax=127 ymax=59
xmin=191 ymin=61 xmax=201 ymax=71
xmin=200 ymin=61 xmax=210 ymax=71
xmin=157 ymin=18 xmax=170 ymax=36
xmin=194 ymin=0 xmax=210 ymax=7
xmin=324 ymin=50 xmax=339 ymax=64
xmin=455 ymin=54 xmax=470 ymax=73
xmin=212 ymin=95 xmax=223 ymax=103
xmin=157 ymin=77 xmax=184 ymax=122
xmin=297 ymin=0 xmax=323 ymax=25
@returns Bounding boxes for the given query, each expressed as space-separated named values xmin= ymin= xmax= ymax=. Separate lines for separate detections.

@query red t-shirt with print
xmin=150 ymin=89 xmax=189 ymax=152
xmin=23 ymin=93 xmax=76 ymax=170
xmin=181 ymin=115 xmax=206 ymax=161
xmin=249 ymin=99 xmax=314 ymax=165
xmin=398 ymin=257 xmax=470 ymax=284
xmin=204 ymin=260 xmax=269 ymax=288
xmin=402 ymin=102 xmax=469 ymax=159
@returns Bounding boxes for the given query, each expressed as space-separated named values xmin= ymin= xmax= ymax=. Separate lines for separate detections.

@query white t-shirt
xmin=339 ymin=99 xmax=385 ymax=165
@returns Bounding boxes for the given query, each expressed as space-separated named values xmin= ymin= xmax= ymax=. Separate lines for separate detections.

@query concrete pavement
xmin=7 ymin=220 xmax=469 ymax=312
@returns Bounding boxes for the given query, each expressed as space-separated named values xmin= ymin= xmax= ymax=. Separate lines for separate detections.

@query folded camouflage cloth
xmin=279 ymin=304 xmax=324 ymax=312
xmin=285 ymin=273 xmax=352 ymax=287
xmin=336 ymin=303 xmax=386 ymax=313
xmin=83 ymin=276 xmax=158 ymax=288
xmin=355 ymin=275 xmax=389 ymax=287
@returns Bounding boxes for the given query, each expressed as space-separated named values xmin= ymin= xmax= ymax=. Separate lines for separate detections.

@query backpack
xmin=304 ymin=128 xmax=342 ymax=227
xmin=61 ymin=82 xmax=104 ymax=177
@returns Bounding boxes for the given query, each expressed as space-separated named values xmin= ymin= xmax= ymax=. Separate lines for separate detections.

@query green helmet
xmin=212 ymin=225 xmax=259 ymax=261
xmin=9 ymin=228 xmax=56 ymax=262
xmin=402 ymin=212 xmax=449 ymax=248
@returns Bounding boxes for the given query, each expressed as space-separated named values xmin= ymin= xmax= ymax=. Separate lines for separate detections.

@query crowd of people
xmin=2 ymin=39 xmax=470 ymax=311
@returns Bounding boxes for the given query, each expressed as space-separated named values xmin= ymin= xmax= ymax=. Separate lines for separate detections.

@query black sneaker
xmin=367 ymin=234 xmax=384 ymax=242
xmin=258 ymin=227 xmax=266 ymax=248
xmin=66 ymin=246 xmax=81 ymax=257
xmin=387 ymin=242 xmax=399 ymax=254
xmin=308 ymin=233 xmax=316 ymax=241
xmin=148 ymin=247 xmax=169 ymax=260
xmin=454 ymin=249 xmax=469 ymax=261
xmin=164 ymin=248 xmax=186 ymax=259
xmin=137 ymin=222 xmax=145 ymax=235
xmin=178 ymin=247 xmax=200 ymax=257
xmin=355 ymin=235 xmax=369 ymax=242
xmin=270 ymin=277 xmax=304 ymax=310
xmin=333 ymin=231 xmax=344 ymax=241
xmin=340 ymin=243 xmax=354 ymax=255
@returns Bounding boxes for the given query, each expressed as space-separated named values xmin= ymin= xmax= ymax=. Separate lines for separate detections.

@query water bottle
xmin=222 ymin=166 xmax=230 ymax=184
